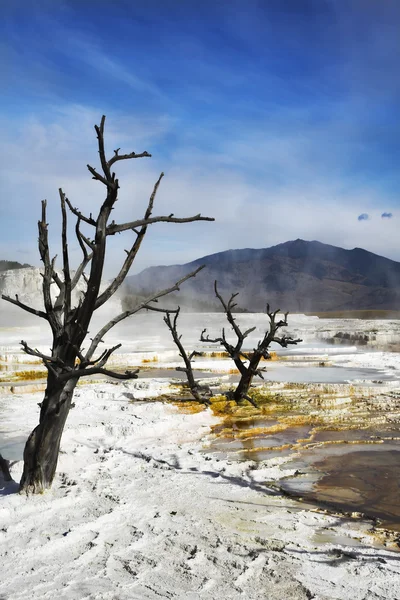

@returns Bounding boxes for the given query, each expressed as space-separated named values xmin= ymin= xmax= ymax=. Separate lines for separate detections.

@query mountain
xmin=124 ymin=239 xmax=400 ymax=312
xmin=0 ymin=260 xmax=32 ymax=272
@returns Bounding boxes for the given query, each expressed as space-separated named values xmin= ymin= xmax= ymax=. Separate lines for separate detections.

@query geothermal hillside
xmin=126 ymin=239 xmax=400 ymax=312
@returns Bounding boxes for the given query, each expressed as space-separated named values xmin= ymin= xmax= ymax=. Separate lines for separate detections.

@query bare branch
xmin=75 ymin=217 xmax=89 ymax=261
xmin=20 ymin=340 xmax=66 ymax=368
xmin=271 ymin=336 xmax=302 ymax=347
xmin=94 ymin=115 xmax=110 ymax=180
xmin=71 ymin=251 xmax=93 ymax=291
xmin=87 ymin=164 xmax=116 ymax=188
xmin=81 ymin=343 xmax=122 ymax=369
xmin=107 ymin=214 xmax=215 ymax=236
xmin=58 ymin=367 xmax=139 ymax=382
xmin=95 ymin=173 xmax=164 ymax=310
xmin=164 ymin=308 xmax=212 ymax=403
xmin=108 ymin=149 xmax=151 ymax=167
xmin=50 ymin=256 xmax=63 ymax=290
xmin=144 ymin=305 xmax=179 ymax=314
xmin=69 ymin=217 xmax=93 ymax=291
xmin=2 ymin=295 xmax=48 ymax=321
xmin=37 ymin=200 xmax=60 ymax=332
xmin=59 ymin=189 xmax=72 ymax=321
xmin=86 ymin=266 xmax=205 ymax=360
xmin=200 ymin=328 xmax=225 ymax=345
xmin=64 ymin=195 xmax=96 ymax=227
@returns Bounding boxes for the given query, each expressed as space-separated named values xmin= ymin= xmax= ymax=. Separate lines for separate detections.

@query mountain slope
xmin=125 ymin=240 xmax=400 ymax=312
xmin=0 ymin=260 xmax=32 ymax=272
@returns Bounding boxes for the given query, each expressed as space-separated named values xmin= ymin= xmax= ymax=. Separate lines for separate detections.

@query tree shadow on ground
xmin=0 ymin=475 xmax=19 ymax=496
xmin=119 ymin=448 xmax=285 ymax=497
xmin=121 ymin=449 xmax=400 ymax=565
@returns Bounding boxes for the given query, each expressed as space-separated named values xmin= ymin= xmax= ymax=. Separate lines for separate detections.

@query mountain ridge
xmin=125 ymin=239 xmax=400 ymax=312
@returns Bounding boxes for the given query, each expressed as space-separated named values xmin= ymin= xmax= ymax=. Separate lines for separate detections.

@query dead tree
xmin=163 ymin=308 xmax=212 ymax=403
xmin=200 ymin=281 xmax=302 ymax=404
xmin=1 ymin=116 xmax=213 ymax=494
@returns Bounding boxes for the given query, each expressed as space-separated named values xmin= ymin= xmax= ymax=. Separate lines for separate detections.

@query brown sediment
xmin=2 ymin=369 xmax=47 ymax=381
xmin=206 ymin=351 xmax=230 ymax=359
xmin=302 ymin=450 xmax=400 ymax=533
xmin=243 ymin=443 xmax=293 ymax=454
xmin=142 ymin=356 xmax=159 ymax=363
xmin=170 ymin=400 xmax=206 ymax=414
xmin=201 ymin=350 xmax=280 ymax=361
xmin=216 ymin=423 xmax=290 ymax=440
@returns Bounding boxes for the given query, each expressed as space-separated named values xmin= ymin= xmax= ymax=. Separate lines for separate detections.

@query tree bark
xmin=233 ymin=371 xmax=254 ymax=402
xmin=232 ymin=354 xmax=261 ymax=401
xmin=19 ymin=376 xmax=77 ymax=494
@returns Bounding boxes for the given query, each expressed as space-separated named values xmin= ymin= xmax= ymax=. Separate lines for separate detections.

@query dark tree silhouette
xmin=163 ymin=307 xmax=212 ymax=403
xmin=1 ymin=116 xmax=213 ymax=494
xmin=200 ymin=282 xmax=302 ymax=403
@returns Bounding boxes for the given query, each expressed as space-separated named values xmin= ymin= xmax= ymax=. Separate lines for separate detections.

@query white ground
xmin=2 ymin=314 xmax=400 ymax=599
xmin=1 ymin=380 xmax=400 ymax=600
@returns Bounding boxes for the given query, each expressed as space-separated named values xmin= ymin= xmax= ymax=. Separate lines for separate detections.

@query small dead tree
xmin=200 ymin=282 xmax=302 ymax=403
xmin=1 ymin=116 xmax=213 ymax=494
xmin=163 ymin=308 xmax=212 ymax=403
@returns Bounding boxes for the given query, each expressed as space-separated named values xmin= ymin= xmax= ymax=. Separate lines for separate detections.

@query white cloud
xmin=1 ymin=103 xmax=399 ymax=280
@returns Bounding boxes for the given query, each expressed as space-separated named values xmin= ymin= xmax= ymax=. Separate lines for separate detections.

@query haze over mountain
xmin=125 ymin=240 xmax=400 ymax=312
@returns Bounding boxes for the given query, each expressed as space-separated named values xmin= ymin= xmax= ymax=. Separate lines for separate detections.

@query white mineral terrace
xmin=1 ymin=313 xmax=400 ymax=599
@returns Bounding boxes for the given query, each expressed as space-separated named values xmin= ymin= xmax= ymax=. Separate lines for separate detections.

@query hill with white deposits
xmin=0 ymin=267 xmax=122 ymax=326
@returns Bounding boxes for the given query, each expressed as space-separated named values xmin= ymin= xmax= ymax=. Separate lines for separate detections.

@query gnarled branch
xmin=164 ymin=308 xmax=212 ymax=403
xmin=37 ymin=200 xmax=60 ymax=333
xmin=202 ymin=282 xmax=302 ymax=403
xmin=1 ymin=295 xmax=48 ymax=321
xmin=108 ymin=148 xmax=151 ymax=167
xmin=106 ymin=213 xmax=214 ymax=236
xmin=85 ymin=265 xmax=205 ymax=360
xmin=58 ymin=366 xmax=139 ymax=383
xmin=64 ymin=195 xmax=96 ymax=227
xmin=95 ymin=172 xmax=164 ymax=310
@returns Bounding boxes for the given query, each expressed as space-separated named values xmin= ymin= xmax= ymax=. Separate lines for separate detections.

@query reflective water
xmin=209 ymin=414 xmax=400 ymax=530
xmin=282 ymin=448 xmax=400 ymax=531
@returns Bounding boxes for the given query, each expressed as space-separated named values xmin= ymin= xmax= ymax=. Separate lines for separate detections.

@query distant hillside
xmin=0 ymin=266 xmax=122 ymax=326
xmin=125 ymin=239 xmax=400 ymax=312
xmin=0 ymin=260 xmax=32 ymax=272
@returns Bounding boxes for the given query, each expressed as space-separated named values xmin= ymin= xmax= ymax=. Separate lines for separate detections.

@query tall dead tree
xmin=1 ymin=116 xmax=213 ymax=494
xmin=164 ymin=307 xmax=212 ymax=403
xmin=201 ymin=282 xmax=302 ymax=403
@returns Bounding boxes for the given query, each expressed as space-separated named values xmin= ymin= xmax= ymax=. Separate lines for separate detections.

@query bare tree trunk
xmin=19 ymin=377 xmax=77 ymax=494
xmin=1 ymin=115 xmax=213 ymax=494
xmin=232 ymin=369 xmax=254 ymax=402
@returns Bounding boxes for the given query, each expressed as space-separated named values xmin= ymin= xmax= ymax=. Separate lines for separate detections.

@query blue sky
xmin=1 ymin=0 xmax=400 ymax=273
